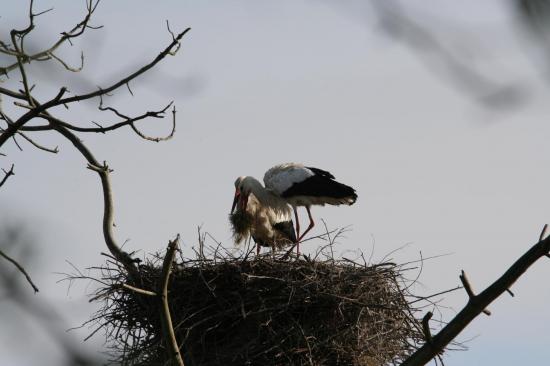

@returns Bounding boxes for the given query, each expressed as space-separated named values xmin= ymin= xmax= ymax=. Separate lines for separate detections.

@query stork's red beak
xmin=231 ymin=189 xmax=240 ymax=214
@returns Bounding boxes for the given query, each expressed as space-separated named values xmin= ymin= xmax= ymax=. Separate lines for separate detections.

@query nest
xmin=89 ymin=247 xmax=425 ymax=366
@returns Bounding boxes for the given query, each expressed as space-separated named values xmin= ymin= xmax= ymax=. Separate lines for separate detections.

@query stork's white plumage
xmin=232 ymin=163 xmax=357 ymax=255
xmin=230 ymin=193 xmax=296 ymax=254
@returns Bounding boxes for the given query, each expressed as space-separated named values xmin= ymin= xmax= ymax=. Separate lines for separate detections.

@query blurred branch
xmin=0 ymin=163 xmax=14 ymax=187
xmin=0 ymin=247 xmax=39 ymax=292
xmin=0 ymin=227 xmax=101 ymax=365
xmin=371 ymin=1 xmax=526 ymax=109
xmin=401 ymin=224 xmax=550 ymax=365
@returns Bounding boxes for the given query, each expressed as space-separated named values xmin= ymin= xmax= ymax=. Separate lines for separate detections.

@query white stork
xmin=232 ymin=163 xmax=357 ymax=254
xmin=230 ymin=192 xmax=296 ymax=254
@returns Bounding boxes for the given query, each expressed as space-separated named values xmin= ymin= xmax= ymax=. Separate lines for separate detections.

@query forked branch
xmin=402 ymin=224 xmax=550 ymax=366
xmin=0 ymin=0 xmax=99 ymax=75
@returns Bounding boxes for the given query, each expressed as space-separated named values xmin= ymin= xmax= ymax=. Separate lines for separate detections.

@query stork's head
xmin=231 ymin=176 xmax=250 ymax=214
xmin=231 ymin=176 xmax=264 ymax=213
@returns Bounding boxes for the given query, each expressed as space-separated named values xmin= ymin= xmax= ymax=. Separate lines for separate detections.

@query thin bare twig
xmin=48 ymin=50 xmax=84 ymax=72
xmin=120 ymin=283 xmax=156 ymax=297
xmin=98 ymin=102 xmax=176 ymax=142
xmin=0 ymin=248 xmax=39 ymax=292
xmin=17 ymin=130 xmax=59 ymax=153
xmin=539 ymin=224 xmax=548 ymax=242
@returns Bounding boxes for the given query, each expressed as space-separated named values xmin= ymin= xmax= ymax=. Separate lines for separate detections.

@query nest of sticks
xmin=86 ymin=238 xmax=428 ymax=366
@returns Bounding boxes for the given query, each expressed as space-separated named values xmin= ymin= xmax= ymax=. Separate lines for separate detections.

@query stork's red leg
xmin=256 ymin=244 xmax=260 ymax=256
xmin=297 ymin=206 xmax=314 ymax=242
xmin=293 ymin=206 xmax=301 ymax=255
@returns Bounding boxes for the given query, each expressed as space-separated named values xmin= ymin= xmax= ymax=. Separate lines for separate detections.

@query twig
xmin=539 ymin=224 xmax=548 ymax=242
xmin=0 ymin=163 xmax=15 ymax=188
xmin=17 ymin=130 xmax=59 ymax=153
xmin=0 ymin=248 xmax=39 ymax=292
xmin=48 ymin=50 xmax=84 ymax=72
xmin=421 ymin=311 xmax=433 ymax=343
xmin=408 ymin=286 xmax=462 ymax=305
xmin=459 ymin=270 xmax=491 ymax=315
xmin=120 ymin=283 xmax=156 ymax=297
xmin=97 ymin=102 xmax=176 ymax=142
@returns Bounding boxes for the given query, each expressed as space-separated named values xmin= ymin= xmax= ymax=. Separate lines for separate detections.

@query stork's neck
xmin=243 ymin=176 xmax=279 ymax=204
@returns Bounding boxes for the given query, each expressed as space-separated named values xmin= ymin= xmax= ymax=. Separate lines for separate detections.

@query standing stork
xmin=232 ymin=163 xmax=357 ymax=255
xmin=230 ymin=192 xmax=296 ymax=254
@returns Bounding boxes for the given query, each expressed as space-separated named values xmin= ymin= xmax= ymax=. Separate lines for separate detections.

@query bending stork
xmin=230 ymin=192 xmax=296 ymax=254
xmin=232 ymin=163 xmax=357 ymax=254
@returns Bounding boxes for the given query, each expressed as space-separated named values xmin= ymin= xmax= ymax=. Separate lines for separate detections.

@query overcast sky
xmin=2 ymin=0 xmax=550 ymax=365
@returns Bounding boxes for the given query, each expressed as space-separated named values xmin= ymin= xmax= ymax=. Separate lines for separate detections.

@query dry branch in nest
xmin=85 ymin=242 xmax=429 ymax=366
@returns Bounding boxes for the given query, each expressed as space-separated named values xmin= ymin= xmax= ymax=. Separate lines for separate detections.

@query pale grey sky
xmin=2 ymin=0 xmax=550 ymax=364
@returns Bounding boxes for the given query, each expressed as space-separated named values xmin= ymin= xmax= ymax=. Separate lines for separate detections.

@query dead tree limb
xmin=0 ymin=1 xmax=190 ymax=281
xmin=401 ymin=224 xmax=550 ymax=366
xmin=158 ymin=235 xmax=185 ymax=366
xmin=0 ymin=3 xmax=190 ymax=364
xmin=0 ymin=0 xmax=99 ymax=75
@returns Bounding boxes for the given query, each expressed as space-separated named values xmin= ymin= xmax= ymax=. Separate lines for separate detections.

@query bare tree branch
xmin=0 ymin=86 xmax=27 ymax=100
xmin=33 ymin=118 xmax=140 ymax=281
xmin=0 ymin=0 xmax=100 ymax=75
xmin=0 ymin=20 xmax=189 ymax=149
xmin=32 ymin=101 xmax=174 ymax=137
xmin=158 ymin=235 xmax=185 ymax=366
xmin=51 ymin=27 xmax=190 ymax=104
xmin=97 ymin=101 xmax=176 ymax=141
xmin=401 ymin=225 xmax=550 ymax=366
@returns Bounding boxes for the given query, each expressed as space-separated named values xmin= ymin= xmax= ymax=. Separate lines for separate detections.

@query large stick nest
xmin=88 ymin=243 xmax=426 ymax=366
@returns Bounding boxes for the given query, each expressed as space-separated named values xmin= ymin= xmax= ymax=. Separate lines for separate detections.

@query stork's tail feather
xmin=281 ymin=172 xmax=358 ymax=206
